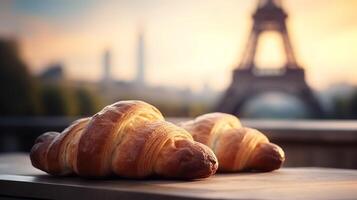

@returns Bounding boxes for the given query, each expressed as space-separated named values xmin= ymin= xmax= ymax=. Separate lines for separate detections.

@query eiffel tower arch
xmin=217 ymin=0 xmax=324 ymax=118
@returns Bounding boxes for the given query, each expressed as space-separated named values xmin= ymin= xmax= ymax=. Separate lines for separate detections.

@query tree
xmin=332 ymin=89 xmax=357 ymax=119
xmin=349 ymin=90 xmax=357 ymax=118
xmin=41 ymin=84 xmax=78 ymax=116
xmin=0 ymin=39 xmax=41 ymax=116
xmin=75 ymin=87 xmax=102 ymax=116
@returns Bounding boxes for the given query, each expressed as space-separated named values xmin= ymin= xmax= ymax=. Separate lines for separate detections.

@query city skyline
xmin=1 ymin=0 xmax=357 ymax=91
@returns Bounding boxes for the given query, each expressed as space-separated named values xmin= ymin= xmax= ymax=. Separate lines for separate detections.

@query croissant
xmin=30 ymin=101 xmax=218 ymax=179
xmin=180 ymin=113 xmax=285 ymax=172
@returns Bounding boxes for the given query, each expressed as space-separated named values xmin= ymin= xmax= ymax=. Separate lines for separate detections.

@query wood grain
xmin=1 ymin=153 xmax=357 ymax=200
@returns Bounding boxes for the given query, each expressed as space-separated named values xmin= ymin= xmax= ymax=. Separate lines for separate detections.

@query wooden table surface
xmin=0 ymin=153 xmax=357 ymax=200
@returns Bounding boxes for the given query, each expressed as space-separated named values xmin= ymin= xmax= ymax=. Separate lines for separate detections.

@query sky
xmin=1 ymin=0 xmax=357 ymax=92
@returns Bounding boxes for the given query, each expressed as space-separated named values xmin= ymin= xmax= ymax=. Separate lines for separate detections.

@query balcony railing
xmin=1 ymin=117 xmax=356 ymax=169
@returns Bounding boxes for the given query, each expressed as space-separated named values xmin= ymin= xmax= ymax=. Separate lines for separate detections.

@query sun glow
xmin=1 ymin=0 xmax=357 ymax=91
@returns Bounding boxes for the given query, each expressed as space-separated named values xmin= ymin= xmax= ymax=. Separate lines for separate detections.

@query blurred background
xmin=0 ymin=0 xmax=357 ymax=168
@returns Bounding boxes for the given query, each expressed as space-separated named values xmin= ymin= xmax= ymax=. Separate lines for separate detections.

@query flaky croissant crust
xmin=30 ymin=100 xmax=218 ymax=179
xmin=181 ymin=112 xmax=285 ymax=172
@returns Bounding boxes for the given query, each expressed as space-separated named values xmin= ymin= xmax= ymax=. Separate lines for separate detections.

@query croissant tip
xmin=246 ymin=142 xmax=286 ymax=172
xmin=266 ymin=144 xmax=285 ymax=171
xmin=154 ymin=140 xmax=218 ymax=180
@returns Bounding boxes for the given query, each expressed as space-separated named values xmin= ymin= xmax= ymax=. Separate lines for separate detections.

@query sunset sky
xmin=1 ymin=0 xmax=357 ymax=92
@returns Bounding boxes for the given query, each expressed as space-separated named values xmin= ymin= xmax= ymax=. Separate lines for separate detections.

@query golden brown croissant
xmin=30 ymin=100 xmax=218 ymax=179
xmin=180 ymin=113 xmax=285 ymax=172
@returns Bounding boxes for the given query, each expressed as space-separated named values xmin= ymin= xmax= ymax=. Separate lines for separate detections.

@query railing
xmin=1 ymin=117 xmax=356 ymax=169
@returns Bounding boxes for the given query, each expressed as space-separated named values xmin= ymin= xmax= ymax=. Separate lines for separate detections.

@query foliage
xmin=75 ymin=87 xmax=103 ymax=116
xmin=41 ymin=84 xmax=78 ymax=116
xmin=332 ymin=89 xmax=357 ymax=119
xmin=349 ymin=91 xmax=357 ymax=118
xmin=0 ymin=39 xmax=41 ymax=116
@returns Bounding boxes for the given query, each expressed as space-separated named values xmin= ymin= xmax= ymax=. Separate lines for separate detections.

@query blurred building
xmin=102 ymin=49 xmax=112 ymax=84
xmin=39 ymin=63 xmax=65 ymax=82
xmin=136 ymin=32 xmax=145 ymax=86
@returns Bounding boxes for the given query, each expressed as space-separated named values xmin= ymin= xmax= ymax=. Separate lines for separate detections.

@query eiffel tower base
xmin=216 ymin=68 xmax=324 ymax=118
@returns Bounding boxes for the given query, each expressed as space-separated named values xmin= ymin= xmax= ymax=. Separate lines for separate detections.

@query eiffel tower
xmin=217 ymin=0 xmax=324 ymax=118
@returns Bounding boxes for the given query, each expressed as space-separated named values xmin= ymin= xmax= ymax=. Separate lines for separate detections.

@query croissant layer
xmin=180 ymin=113 xmax=285 ymax=172
xmin=30 ymin=100 xmax=218 ymax=179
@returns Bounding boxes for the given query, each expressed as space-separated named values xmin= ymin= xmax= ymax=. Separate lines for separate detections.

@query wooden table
xmin=0 ymin=154 xmax=356 ymax=200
